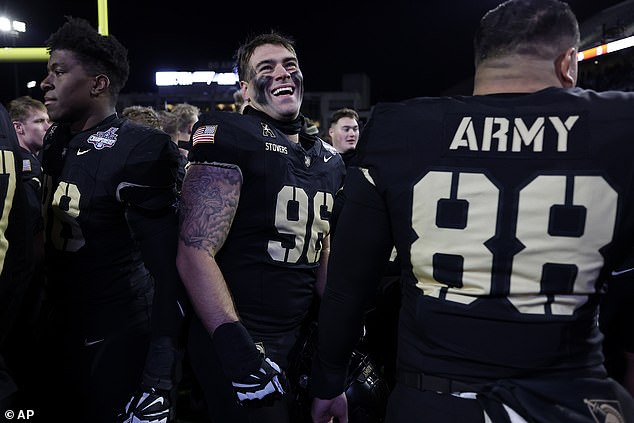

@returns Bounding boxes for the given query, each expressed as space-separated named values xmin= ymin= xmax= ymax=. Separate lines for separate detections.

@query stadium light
xmin=12 ymin=20 xmax=26 ymax=33
xmin=578 ymin=35 xmax=634 ymax=62
xmin=0 ymin=0 xmax=109 ymax=62
xmin=155 ymin=71 xmax=239 ymax=87
xmin=0 ymin=17 xmax=10 ymax=32
xmin=0 ymin=16 xmax=28 ymax=97
xmin=0 ymin=16 xmax=26 ymax=34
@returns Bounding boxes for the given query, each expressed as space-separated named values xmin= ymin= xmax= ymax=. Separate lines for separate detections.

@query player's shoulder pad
xmin=318 ymin=138 xmax=346 ymax=170
xmin=0 ymin=106 xmax=20 ymax=154
xmin=43 ymin=122 xmax=68 ymax=144
xmin=0 ymin=103 xmax=18 ymax=145
xmin=195 ymin=110 xmax=244 ymax=130
xmin=189 ymin=111 xmax=264 ymax=164
xmin=190 ymin=110 xmax=246 ymax=148
xmin=320 ymin=138 xmax=339 ymax=156
xmin=116 ymin=120 xmax=180 ymax=194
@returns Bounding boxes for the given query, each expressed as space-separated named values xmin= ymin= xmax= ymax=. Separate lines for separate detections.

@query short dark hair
xmin=474 ymin=0 xmax=580 ymax=66
xmin=330 ymin=108 xmax=359 ymax=127
xmin=45 ymin=16 xmax=129 ymax=97
xmin=235 ymin=31 xmax=297 ymax=81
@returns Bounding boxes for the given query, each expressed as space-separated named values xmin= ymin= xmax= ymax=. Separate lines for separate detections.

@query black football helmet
xmin=287 ymin=321 xmax=390 ymax=423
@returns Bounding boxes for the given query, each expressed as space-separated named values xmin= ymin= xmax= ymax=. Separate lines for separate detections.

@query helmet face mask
xmin=345 ymin=350 xmax=390 ymax=423
xmin=287 ymin=322 xmax=390 ymax=423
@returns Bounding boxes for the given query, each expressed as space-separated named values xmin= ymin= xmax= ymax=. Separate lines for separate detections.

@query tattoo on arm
xmin=179 ymin=164 xmax=242 ymax=257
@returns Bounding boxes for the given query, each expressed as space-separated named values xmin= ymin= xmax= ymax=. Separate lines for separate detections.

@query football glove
xmin=212 ymin=321 xmax=288 ymax=406
xmin=232 ymin=357 xmax=288 ymax=406
xmin=118 ymin=386 xmax=171 ymax=423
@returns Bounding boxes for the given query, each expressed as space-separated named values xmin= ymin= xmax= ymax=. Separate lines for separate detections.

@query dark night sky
xmin=0 ymin=0 xmax=626 ymax=107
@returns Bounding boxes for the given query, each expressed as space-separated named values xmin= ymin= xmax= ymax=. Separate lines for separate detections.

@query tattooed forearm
xmin=179 ymin=163 xmax=243 ymax=256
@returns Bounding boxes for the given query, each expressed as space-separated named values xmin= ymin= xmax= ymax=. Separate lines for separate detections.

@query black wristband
xmin=213 ymin=321 xmax=263 ymax=380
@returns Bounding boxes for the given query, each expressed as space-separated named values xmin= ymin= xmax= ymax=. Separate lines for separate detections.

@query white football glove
xmin=232 ymin=357 xmax=287 ymax=406
xmin=118 ymin=386 xmax=171 ymax=423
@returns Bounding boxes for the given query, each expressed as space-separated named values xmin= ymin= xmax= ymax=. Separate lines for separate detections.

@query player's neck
xmin=70 ymin=108 xmax=116 ymax=134
xmin=473 ymin=58 xmax=564 ymax=95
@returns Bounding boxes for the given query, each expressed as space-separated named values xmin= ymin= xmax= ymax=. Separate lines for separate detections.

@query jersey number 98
xmin=42 ymin=175 xmax=85 ymax=252
xmin=268 ymin=185 xmax=333 ymax=264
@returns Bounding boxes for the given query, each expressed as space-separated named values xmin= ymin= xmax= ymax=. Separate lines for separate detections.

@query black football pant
xmin=30 ymin=293 xmax=152 ymax=423
xmin=386 ymin=383 xmax=486 ymax=422
xmin=188 ymin=315 xmax=300 ymax=423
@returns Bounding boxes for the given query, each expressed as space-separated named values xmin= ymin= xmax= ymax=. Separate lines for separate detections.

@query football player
xmin=176 ymin=32 xmax=346 ymax=422
xmin=0 ymin=102 xmax=35 ymax=412
xmin=36 ymin=17 xmax=186 ymax=423
xmin=3 ymin=96 xmax=50 ymax=402
xmin=327 ymin=108 xmax=360 ymax=160
xmin=8 ymin=96 xmax=49 ymax=247
xmin=311 ymin=1 xmax=634 ymax=422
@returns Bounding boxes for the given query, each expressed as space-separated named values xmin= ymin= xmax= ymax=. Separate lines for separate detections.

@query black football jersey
xmin=0 ymin=104 xmax=33 ymax=344
xmin=19 ymin=147 xmax=43 ymax=235
xmin=344 ymin=87 xmax=634 ymax=382
xmin=41 ymin=114 xmax=180 ymax=309
xmin=189 ymin=111 xmax=346 ymax=332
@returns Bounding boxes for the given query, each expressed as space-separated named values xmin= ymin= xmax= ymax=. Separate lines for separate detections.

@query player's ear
xmin=91 ymin=74 xmax=110 ymax=97
xmin=555 ymin=47 xmax=578 ymax=88
xmin=240 ymin=81 xmax=251 ymax=103
xmin=12 ymin=121 xmax=24 ymax=135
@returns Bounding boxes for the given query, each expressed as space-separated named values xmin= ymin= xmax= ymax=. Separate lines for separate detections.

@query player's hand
xmin=118 ymin=386 xmax=171 ymax=423
xmin=311 ymin=393 xmax=348 ymax=423
xmin=232 ymin=357 xmax=287 ymax=406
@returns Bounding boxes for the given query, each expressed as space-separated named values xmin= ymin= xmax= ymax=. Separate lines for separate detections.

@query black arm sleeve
xmin=126 ymin=204 xmax=186 ymax=339
xmin=126 ymin=203 xmax=188 ymax=390
xmin=310 ymin=167 xmax=394 ymax=399
xmin=121 ymin=138 xmax=188 ymax=389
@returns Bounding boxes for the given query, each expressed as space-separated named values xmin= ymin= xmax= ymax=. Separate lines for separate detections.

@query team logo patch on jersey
xmin=87 ymin=127 xmax=119 ymax=150
xmin=255 ymin=342 xmax=266 ymax=355
xmin=46 ymin=124 xmax=59 ymax=140
xmin=261 ymin=122 xmax=276 ymax=138
xmin=22 ymin=158 xmax=32 ymax=172
xmin=192 ymin=125 xmax=218 ymax=145
xmin=304 ymin=156 xmax=311 ymax=167
xmin=584 ymin=399 xmax=625 ymax=423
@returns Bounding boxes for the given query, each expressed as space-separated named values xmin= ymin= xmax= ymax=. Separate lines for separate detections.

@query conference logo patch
xmin=87 ymin=127 xmax=119 ymax=150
